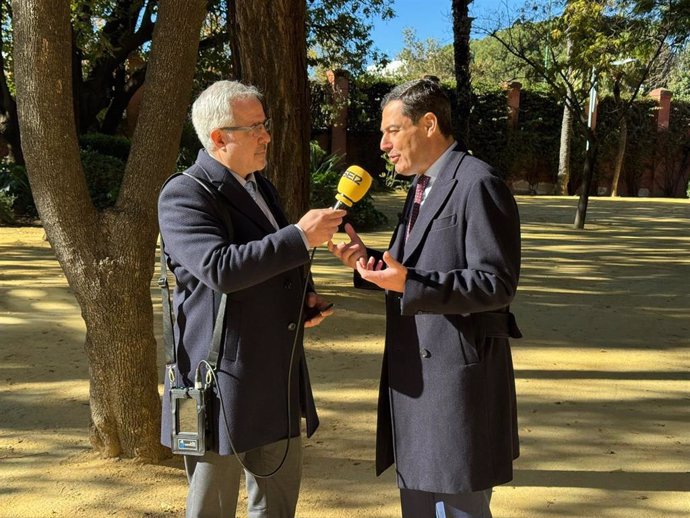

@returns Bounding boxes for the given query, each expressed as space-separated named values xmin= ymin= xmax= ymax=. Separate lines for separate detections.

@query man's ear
xmin=423 ymin=112 xmax=438 ymax=136
xmin=210 ymin=128 xmax=226 ymax=149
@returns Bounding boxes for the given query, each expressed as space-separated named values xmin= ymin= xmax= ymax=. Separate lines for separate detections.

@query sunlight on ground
xmin=1 ymin=196 xmax=689 ymax=518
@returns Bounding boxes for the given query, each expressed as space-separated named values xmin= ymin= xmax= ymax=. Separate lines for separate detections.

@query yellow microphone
xmin=333 ymin=165 xmax=373 ymax=210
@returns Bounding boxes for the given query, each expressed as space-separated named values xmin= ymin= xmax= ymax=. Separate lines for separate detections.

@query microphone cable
xmin=199 ymin=246 xmax=317 ymax=478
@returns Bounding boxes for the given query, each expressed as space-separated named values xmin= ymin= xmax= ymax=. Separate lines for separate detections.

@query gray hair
xmin=191 ymin=80 xmax=263 ymax=152
xmin=381 ymin=79 xmax=453 ymax=137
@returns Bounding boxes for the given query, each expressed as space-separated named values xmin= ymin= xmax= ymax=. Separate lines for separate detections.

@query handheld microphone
xmin=332 ymin=165 xmax=373 ymax=210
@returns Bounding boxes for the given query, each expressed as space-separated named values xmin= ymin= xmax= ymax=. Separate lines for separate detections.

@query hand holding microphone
xmin=297 ymin=165 xmax=373 ymax=248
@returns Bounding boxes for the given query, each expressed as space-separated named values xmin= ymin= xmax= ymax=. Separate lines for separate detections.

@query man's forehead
xmin=232 ymin=97 xmax=265 ymax=119
xmin=381 ymin=101 xmax=411 ymax=128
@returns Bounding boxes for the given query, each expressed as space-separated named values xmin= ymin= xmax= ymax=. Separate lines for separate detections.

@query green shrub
xmin=309 ymin=141 xmax=387 ymax=230
xmin=81 ymin=150 xmax=126 ymax=209
xmin=0 ymin=162 xmax=36 ymax=217
xmin=0 ymin=190 xmax=16 ymax=224
xmin=79 ymin=133 xmax=131 ymax=161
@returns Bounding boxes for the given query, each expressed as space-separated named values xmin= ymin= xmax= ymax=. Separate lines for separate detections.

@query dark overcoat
xmin=158 ymin=150 xmax=319 ymax=455
xmin=369 ymin=144 xmax=522 ymax=493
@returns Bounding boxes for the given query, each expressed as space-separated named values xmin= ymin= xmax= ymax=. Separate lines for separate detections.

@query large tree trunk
xmin=555 ymin=101 xmax=574 ymax=195
xmin=235 ymin=0 xmax=310 ymax=221
xmin=452 ymin=0 xmax=473 ymax=145
xmin=13 ymin=0 xmax=206 ymax=461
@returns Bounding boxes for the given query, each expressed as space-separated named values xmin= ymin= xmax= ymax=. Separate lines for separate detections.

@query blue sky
xmin=369 ymin=0 xmax=518 ymax=59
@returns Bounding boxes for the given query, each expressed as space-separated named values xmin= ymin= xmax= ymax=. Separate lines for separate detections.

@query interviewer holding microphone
xmin=329 ymin=78 xmax=522 ymax=518
xmin=158 ymin=80 xmax=344 ymax=518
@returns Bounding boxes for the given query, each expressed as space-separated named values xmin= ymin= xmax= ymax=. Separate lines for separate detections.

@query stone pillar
xmin=326 ymin=69 xmax=349 ymax=158
xmin=505 ymin=81 xmax=521 ymax=130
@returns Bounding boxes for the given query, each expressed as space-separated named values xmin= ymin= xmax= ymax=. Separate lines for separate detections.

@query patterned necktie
xmin=406 ymin=174 xmax=430 ymax=240
xmin=245 ymin=179 xmax=258 ymax=201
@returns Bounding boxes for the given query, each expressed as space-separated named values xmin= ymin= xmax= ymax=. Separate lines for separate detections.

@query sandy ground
xmin=1 ymin=194 xmax=689 ymax=518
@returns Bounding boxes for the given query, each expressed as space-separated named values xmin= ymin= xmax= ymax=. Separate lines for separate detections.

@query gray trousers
xmin=184 ymin=436 xmax=302 ymax=518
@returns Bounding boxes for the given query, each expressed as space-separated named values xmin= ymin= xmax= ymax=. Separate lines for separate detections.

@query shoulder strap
xmin=158 ymin=171 xmax=228 ymax=378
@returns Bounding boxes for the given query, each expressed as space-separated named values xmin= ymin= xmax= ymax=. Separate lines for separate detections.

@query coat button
xmin=287 ymin=322 xmax=297 ymax=331
xmin=420 ymin=348 xmax=431 ymax=358
xmin=284 ymin=280 xmax=293 ymax=289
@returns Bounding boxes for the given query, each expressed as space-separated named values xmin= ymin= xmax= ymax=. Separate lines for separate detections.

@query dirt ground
xmin=1 ymin=194 xmax=689 ymax=518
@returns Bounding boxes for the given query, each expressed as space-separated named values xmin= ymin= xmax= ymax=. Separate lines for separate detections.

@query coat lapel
xmin=192 ymin=151 xmax=277 ymax=235
xmin=402 ymin=147 xmax=467 ymax=263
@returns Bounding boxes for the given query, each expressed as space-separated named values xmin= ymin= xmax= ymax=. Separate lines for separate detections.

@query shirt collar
xmin=422 ymin=140 xmax=456 ymax=184
xmin=205 ymin=150 xmax=254 ymax=187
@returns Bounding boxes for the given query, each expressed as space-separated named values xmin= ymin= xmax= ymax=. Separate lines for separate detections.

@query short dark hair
xmin=381 ymin=79 xmax=453 ymax=136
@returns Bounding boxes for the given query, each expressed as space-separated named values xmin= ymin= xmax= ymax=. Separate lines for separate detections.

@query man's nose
xmin=380 ymin=135 xmax=391 ymax=152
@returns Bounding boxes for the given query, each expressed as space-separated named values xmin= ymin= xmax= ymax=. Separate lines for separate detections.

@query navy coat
xmin=366 ymin=144 xmax=521 ymax=493
xmin=158 ymin=150 xmax=319 ymax=455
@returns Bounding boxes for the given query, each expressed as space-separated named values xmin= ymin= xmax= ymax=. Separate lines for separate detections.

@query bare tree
xmin=12 ymin=0 xmax=206 ymax=461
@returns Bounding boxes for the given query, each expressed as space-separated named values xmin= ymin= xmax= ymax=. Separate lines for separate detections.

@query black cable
xmin=197 ymin=246 xmax=317 ymax=478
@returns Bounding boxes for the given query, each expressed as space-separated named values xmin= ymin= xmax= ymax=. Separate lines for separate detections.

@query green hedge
xmin=310 ymin=78 xmax=690 ymax=196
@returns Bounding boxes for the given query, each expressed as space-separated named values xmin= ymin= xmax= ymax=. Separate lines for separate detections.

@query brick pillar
xmin=649 ymin=88 xmax=672 ymax=130
xmin=640 ymin=88 xmax=673 ymax=196
xmin=326 ymin=69 xmax=349 ymax=158
xmin=504 ymin=81 xmax=521 ymax=130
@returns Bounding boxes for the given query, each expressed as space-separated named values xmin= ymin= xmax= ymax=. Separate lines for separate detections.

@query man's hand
xmin=303 ymin=292 xmax=335 ymax=328
xmin=328 ymin=223 xmax=367 ymax=269
xmin=298 ymin=209 xmax=346 ymax=247
xmin=355 ymin=251 xmax=408 ymax=293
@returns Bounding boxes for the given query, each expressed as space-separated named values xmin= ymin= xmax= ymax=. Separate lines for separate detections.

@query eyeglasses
xmin=220 ymin=118 xmax=271 ymax=136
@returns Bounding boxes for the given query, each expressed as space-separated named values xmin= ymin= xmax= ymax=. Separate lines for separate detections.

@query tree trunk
xmin=610 ymin=112 xmax=628 ymax=197
xmin=574 ymin=135 xmax=598 ymax=229
xmin=235 ymin=0 xmax=310 ymax=221
xmin=12 ymin=0 xmax=206 ymax=461
xmin=555 ymin=101 xmax=574 ymax=195
xmin=452 ymin=0 xmax=473 ymax=145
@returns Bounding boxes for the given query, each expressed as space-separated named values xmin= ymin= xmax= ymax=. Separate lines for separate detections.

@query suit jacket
xmin=365 ymin=144 xmax=521 ymax=493
xmin=158 ymin=149 xmax=319 ymax=455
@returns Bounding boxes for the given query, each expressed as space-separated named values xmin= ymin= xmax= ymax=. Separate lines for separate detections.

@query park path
xmin=0 ymin=195 xmax=688 ymax=517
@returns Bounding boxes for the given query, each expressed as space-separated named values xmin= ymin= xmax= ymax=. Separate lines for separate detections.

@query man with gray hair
xmin=330 ymin=78 xmax=522 ymax=518
xmin=159 ymin=80 xmax=345 ymax=518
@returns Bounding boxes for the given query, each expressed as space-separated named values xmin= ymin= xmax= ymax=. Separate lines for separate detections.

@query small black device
xmin=170 ymin=385 xmax=213 ymax=456
xmin=304 ymin=302 xmax=334 ymax=321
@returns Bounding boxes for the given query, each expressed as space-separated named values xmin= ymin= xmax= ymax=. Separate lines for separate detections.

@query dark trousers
xmin=400 ymin=487 xmax=493 ymax=518
xmin=184 ymin=437 xmax=302 ymax=518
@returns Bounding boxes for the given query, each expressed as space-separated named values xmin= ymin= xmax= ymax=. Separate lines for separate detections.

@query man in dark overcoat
xmin=329 ymin=78 xmax=522 ymax=518
xmin=158 ymin=80 xmax=345 ymax=518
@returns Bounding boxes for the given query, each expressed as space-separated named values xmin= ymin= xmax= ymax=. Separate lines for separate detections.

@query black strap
xmin=159 ymin=171 xmax=228 ymax=380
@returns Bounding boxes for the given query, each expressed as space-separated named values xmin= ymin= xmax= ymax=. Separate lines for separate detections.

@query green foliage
xmin=471 ymin=29 xmax=544 ymax=90
xmin=0 ymin=161 xmax=35 ymax=217
xmin=177 ymin=122 xmax=201 ymax=171
xmin=379 ymin=153 xmax=410 ymax=191
xmin=308 ymin=0 xmax=394 ymax=73
xmin=667 ymin=44 xmax=690 ymax=99
xmin=80 ymin=150 xmax=125 ymax=209
xmin=393 ymin=29 xmax=456 ymax=84
xmin=309 ymin=141 xmax=387 ymax=230
xmin=79 ymin=132 xmax=131 ymax=161
xmin=0 ymin=190 xmax=16 ymax=224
